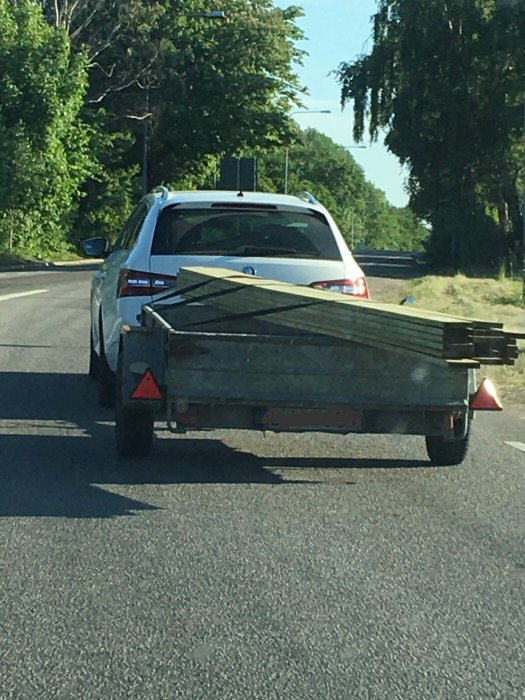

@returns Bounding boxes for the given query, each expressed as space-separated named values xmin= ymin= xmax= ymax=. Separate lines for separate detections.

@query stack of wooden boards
xmin=176 ymin=266 xmax=525 ymax=367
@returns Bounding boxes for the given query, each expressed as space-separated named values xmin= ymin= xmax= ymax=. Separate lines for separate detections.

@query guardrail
xmin=353 ymin=250 xmax=428 ymax=279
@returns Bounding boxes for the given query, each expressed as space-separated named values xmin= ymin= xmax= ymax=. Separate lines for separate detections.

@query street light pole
xmin=284 ymin=147 xmax=290 ymax=194
xmin=284 ymin=109 xmax=331 ymax=194
xmin=342 ymin=145 xmax=367 ymax=248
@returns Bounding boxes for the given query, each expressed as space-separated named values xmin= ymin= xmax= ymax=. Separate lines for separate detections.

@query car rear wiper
xmin=232 ymin=245 xmax=321 ymax=258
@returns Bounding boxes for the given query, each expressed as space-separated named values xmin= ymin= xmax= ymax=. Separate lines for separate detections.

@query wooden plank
xmin=177 ymin=269 xmax=468 ymax=328
xmin=504 ymin=329 xmax=525 ymax=340
xmin=473 ymin=358 xmax=515 ymax=365
xmin=447 ymin=359 xmax=480 ymax=368
xmin=177 ymin=266 xmax=500 ymax=358
xmin=176 ymin=268 xmax=452 ymax=338
xmin=175 ymin=267 xmax=519 ymax=364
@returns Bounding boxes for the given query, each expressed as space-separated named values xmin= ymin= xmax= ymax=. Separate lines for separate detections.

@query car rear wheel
xmin=89 ymin=330 xmax=99 ymax=380
xmin=98 ymin=355 xmax=116 ymax=407
xmin=98 ymin=317 xmax=115 ymax=407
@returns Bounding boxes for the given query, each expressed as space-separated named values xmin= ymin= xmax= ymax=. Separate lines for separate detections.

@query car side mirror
xmin=81 ymin=237 xmax=110 ymax=258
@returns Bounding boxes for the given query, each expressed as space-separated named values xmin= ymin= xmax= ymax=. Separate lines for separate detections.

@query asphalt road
xmin=0 ymin=269 xmax=524 ymax=699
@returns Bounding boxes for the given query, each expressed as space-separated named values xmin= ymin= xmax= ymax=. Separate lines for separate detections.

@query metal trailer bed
xmin=115 ymin=301 xmax=476 ymax=464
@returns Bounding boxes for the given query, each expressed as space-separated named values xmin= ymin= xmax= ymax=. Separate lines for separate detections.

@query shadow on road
xmin=0 ymin=371 xmax=428 ymax=518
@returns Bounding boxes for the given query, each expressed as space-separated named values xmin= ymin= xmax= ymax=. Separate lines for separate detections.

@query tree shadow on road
xmin=0 ymin=371 xmax=428 ymax=518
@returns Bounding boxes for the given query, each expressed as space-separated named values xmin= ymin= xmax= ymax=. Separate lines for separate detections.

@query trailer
xmin=114 ymin=297 xmax=502 ymax=465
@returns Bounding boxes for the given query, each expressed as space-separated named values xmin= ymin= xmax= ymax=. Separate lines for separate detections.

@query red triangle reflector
xmin=469 ymin=379 xmax=503 ymax=411
xmin=131 ymin=370 xmax=162 ymax=400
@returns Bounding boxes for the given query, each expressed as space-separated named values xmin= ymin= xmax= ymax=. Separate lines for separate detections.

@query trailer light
xmin=310 ymin=276 xmax=369 ymax=298
xmin=469 ymin=379 xmax=503 ymax=411
xmin=117 ymin=269 xmax=178 ymax=297
xmin=131 ymin=369 xmax=163 ymax=400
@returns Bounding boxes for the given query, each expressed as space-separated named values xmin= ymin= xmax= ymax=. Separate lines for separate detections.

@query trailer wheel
xmin=89 ymin=330 xmax=99 ymax=380
xmin=425 ymin=428 xmax=470 ymax=466
xmin=116 ymin=406 xmax=154 ymax=458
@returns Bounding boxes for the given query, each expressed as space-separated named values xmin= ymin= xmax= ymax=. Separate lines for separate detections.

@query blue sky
xmin=274 ymin=0 xmax=409 ymax=207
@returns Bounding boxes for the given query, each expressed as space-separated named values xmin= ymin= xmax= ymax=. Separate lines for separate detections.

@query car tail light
xmin=309 ymin=276 xmax=369 ymax=298
xmin=117 ymin=269 xmax=178 ymax=298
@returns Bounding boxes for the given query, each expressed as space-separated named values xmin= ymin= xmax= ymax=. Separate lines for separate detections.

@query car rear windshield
xmin=151 ymin=207 xmax=342 ymax=261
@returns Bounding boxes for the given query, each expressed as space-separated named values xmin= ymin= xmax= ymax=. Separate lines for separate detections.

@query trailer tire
xmin=89 ymin=330 xmax=99 ymax=380
xmin=116 ymin=406 xmax=154 ymax=458
xmin=425 ymin=429 xmax=470 ymax=466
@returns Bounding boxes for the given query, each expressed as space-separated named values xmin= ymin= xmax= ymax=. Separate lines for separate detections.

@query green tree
xmin=40 ymin=0 xmax=306 ymax=240
xmin=336 ymin=0 xmax=525 ymax=269
xmin=0 ymin=0 xmax=92 ymax=256
xmin=139 ymin=1 xmax=305 ymax=187
xmin=257 ymin=128 xmax=427 ymax=250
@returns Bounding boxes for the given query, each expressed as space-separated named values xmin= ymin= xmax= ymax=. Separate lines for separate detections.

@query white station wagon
xmin=82 ymin=189 xmax=369 ymax=405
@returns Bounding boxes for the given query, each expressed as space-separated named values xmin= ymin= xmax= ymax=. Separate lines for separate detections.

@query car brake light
xmin=310 ymin=277 xmax=369 ymax=298
xmin=117 ymin=269 xmax=178 ymax=298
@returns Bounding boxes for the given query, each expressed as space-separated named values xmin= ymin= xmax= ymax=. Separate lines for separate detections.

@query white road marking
xmin=505 ymin=441 xmax=525 ymax=454
xmin=0 ymin=289 xmax=48 ymax=302
xmin=0 ymin=419 xmax=88 ymax=437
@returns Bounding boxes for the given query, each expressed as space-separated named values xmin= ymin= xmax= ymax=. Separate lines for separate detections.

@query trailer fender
xmin=118 ymin=325 xmax=166 ymax=410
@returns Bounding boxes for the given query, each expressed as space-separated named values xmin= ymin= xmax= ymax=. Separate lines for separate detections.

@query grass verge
xmin=406 ymin=274 xmax=524 ymax=406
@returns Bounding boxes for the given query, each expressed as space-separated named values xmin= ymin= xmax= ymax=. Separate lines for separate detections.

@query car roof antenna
xmin=237 ymin=190 xmax=244 ymax=197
